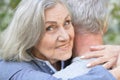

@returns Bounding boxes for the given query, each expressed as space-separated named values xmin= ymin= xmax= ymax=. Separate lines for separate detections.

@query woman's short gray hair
xmin=0 ymin=0 xmax=70 ymax=61
xmin=66 ymin=0 xmax=109 ymax=34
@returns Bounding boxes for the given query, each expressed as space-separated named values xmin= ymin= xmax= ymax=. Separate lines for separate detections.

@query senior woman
xmin=0 ymin=0 xmax=117 ymax=80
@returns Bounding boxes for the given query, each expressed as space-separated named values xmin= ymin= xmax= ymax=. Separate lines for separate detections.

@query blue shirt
xmin=0 ymin=57 xmax=116 ymax=80
xmin=53 ymin=57 xmax=95 ymax=79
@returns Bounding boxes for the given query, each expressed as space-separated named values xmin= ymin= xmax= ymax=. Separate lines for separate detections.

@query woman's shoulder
xmin=0 ymin=59 xmax=60 ymax=80
xmin=0 ymin=59 xmax=35 ymax=80
xmin=0 ymin=59 xmax=34 ymax=69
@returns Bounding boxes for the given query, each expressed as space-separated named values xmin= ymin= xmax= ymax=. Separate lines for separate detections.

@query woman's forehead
xmin=45 ymin=3 xmax=70 ymax=21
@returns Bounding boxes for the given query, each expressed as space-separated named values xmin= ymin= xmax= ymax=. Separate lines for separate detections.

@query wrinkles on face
xmin=32 ymin=3 xmax=74 ymax=64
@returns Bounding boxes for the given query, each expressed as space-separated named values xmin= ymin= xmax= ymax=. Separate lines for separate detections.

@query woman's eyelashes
xmin=46 ymin=25 xmax=56 ymax=32
xmin=64 ymin=19 xmax=72 ymax=29
xmin=45 ymin=19 xmax=72 ymax=32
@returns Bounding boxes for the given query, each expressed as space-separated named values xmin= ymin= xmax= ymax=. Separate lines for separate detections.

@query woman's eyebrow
xmin=45 ymin=21 xmax=57 ymax=24
xmin=45 ymin=14 xmax=70 ymax=24
xmin=65 ymin=14 xmax=71 ymax=20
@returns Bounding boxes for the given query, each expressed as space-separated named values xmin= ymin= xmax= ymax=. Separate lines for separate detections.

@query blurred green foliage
xmin=111 ymin=3 xmax=120 ymax=21
xmin=0 ymin=0 xmax=20 ymax=32
xmin=104 ymin=1 xmax=120 ymax=44
xmin=0 ymin=0 xmax=120 ymax=44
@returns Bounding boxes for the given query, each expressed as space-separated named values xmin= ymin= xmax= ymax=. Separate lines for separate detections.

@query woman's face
xmin=34 ymin=3 xmax=74 ymax=63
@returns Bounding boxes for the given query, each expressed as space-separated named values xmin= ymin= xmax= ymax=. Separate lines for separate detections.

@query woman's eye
xmin=64 ymin=20 xmax=72 ymax=29
xmin=64 ymin=20 xmax=71 ymax=26
xmin=46 ymin=26 xmax=54 ymax=31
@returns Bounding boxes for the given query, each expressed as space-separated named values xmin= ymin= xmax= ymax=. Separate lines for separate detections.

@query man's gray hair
xmin=66 ymin=0 xmax=109 ymax=34
xmin=0 ymin=0 xmax=70 ymax=61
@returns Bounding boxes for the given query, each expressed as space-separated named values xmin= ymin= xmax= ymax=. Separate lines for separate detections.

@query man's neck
xmin=73 ymin=33 xmax=103 ymax=57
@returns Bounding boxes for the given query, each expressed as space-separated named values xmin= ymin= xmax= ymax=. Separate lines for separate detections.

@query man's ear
xmin=103 ymin=17 xmax=108 ymax=34
xmin=103 ymin=24 xmax=108 ymax=34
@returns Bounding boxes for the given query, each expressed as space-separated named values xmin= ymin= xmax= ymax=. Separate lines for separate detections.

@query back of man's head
xmin=66 ymin=0 xmax=109 ymax=34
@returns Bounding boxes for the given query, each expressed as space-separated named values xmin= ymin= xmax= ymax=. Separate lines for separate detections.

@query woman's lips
xmin=56 ymin=43 xmax=71 ymax=51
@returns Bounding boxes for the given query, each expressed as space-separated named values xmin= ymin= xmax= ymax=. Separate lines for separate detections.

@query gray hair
xmin=66 ymin=0 xmax=109 ymax=34
xmin=0 ymin=0 xmax=70 ymax=61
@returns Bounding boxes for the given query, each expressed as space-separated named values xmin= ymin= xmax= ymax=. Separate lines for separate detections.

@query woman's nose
xmin=58 ymin=28 xmax=69 ymax=41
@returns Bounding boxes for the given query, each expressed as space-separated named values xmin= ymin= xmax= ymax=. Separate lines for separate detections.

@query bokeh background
xmin=0 ymin=0 xmax=120 ymax=44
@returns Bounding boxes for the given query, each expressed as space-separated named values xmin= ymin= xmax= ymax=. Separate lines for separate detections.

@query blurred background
xmin=0 ymin=0 xmax=120 ymax=44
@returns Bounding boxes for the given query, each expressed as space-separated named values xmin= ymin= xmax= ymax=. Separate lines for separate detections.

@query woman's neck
xmin=31 ymin=47 xmax=61 ymax=70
